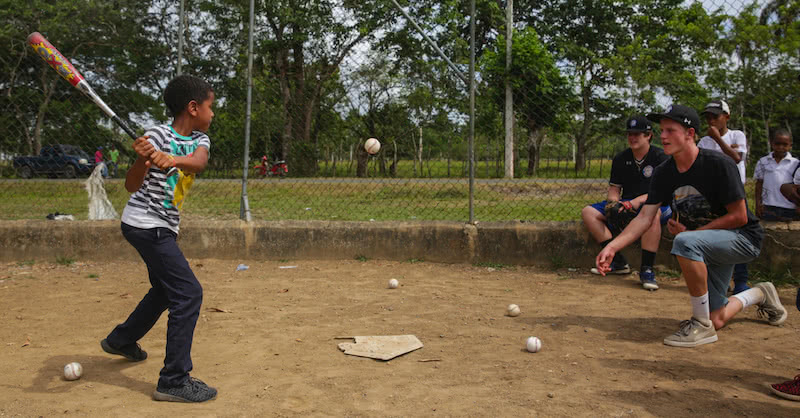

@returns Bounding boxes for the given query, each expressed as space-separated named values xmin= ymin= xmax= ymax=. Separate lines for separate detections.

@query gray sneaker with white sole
xmin=754 ymin=282 xmax=787 ymax=326
xmin=663 ymin=317 xmax=718 ymax=347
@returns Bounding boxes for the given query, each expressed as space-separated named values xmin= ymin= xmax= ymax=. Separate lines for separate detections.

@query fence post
xmin=239 ymin=0 xmax=254 ymax=222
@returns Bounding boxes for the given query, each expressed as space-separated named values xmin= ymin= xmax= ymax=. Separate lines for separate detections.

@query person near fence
xmin=595 ymin=104 xmax=787 ymax=347
xmin=582 ymin=115 xmax=671 ymax=290
xmin=779 ymin=155 xmax=800 ymax=214
xmin=697 ymin=99 xmax=751 ymax=294
xmin=101 ymin=74 xmax=217 ymax=403
xmin=108 ymin=145 xmax=120 ymax=178
xmin=754 ymin=129 xmax=800 ymax=221
xmin=95 ymin=146 xmax=108 ymax=178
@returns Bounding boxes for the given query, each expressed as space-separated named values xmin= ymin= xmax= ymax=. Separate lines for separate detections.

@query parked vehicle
xmin=13 ymin=144 xmax=95 ymax=178
xmin=254 ymin=155 xmax=288 ymax=178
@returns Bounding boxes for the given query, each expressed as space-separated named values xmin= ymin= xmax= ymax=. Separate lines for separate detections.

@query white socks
xmin=731 ymin=288 xmax=765 ymax=309
xmin=691 ymin=293 xmax=711 ymax=325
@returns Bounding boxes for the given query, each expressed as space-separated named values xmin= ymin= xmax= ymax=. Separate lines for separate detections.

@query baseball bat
xmin=28 ymin=32 xmax=177 ymax=177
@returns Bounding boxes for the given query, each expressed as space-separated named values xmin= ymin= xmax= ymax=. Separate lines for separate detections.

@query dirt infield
xmin=1 ymin=259 xmax=800 ymax=417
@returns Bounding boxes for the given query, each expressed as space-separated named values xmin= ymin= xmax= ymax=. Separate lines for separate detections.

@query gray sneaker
xmin=754 ymin=282 xmax=788 ymax=326
xmin=153 ymin=377 xmax=217 ymax=403
xmin=663 ymin=318 xmax=718 ymax=347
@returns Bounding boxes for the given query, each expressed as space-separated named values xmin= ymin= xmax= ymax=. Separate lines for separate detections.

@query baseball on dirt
xmin=365 ymin=137 xmax=381 ymax=155
xmin=388 ymin=278 xmax=399 ymax=289
xmin=64 ymin=362 xmax=83 ymax=381
xmin=526 ymin=337 xmax=542 ymax=353
xmin=507 ymin=304 xmax=521 ymax=317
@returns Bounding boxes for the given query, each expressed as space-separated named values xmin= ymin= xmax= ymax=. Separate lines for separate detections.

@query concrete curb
xmin=1 ymin=220 xmax=798 ymax=273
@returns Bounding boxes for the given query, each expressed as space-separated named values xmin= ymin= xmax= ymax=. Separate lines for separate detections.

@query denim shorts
xmin=670 ymin=229 xmax=761 ymax=311
xmin=590 ymin=200 xmax=673 ymax=225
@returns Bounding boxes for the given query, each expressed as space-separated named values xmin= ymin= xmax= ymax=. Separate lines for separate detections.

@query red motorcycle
xmin=254 ymin=156 xmax=288 ymax=178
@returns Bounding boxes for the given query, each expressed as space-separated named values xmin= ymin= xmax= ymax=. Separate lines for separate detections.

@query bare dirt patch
xmin=1 ymin=259 xmax=799 ymax=416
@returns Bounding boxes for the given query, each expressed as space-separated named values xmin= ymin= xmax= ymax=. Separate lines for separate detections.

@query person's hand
xmin=707 ymin=126 xmax=721 ymax=140
xmin=133 ymin=136 xmax=154 ymax=159
xmin=149 ymin=151 xmax=176 ymax=171
xmin=595 ymin=245 xmax=617 ymax=276
xmin=667 ymin=218 xmax=687 ymax=235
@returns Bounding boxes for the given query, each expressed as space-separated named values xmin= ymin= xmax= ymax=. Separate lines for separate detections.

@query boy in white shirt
xmin=755 ymin=129 xmax=800 ymax=221
xmin=698 ymin=99 xmax=750 ymax=294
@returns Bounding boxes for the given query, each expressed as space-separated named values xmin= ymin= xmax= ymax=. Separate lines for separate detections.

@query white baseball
xmin=526 ymin=337 xmax=542 ymax=353
xmin=507 ymin=304 xmax=521 ymax=317
xmin=365 ymin=138 xmax=381 ymax=155
xmin=388 ymin=279 xmax=399 ymax=289
xmin=64 ymin=362 xmax=83 ymax=381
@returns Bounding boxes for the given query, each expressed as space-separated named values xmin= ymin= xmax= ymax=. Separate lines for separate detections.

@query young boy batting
xmin=100 ymin=74 xmax=217 ymax=402
xmin=595 ymin=104 xmax=787 ymax=348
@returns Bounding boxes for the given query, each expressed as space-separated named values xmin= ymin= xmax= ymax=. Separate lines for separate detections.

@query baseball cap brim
xmin=646 ymin=113 xmax=689 ymax=129
xmin=701 ymin=107 xmax=726 ymax=116
xmin=626 ymin=127 xmax=650 ymax=133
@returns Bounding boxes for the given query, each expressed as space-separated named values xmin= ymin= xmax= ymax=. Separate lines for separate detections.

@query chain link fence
xmin=1 ymin=0 xmax=795 ymax=222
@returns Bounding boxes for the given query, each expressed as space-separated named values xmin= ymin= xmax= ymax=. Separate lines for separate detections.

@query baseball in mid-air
xmin=64 ymin=362 xmax=83 ymax=381
xmin=365 ymin=138 xmax=381 ymax=155
xmin=507 ymin=304 xmax=521 ymax=317
xmin=388 ymin=278 xmax=399 ymax=289
xmin=526 ymin=337 xmax=542 ymax=353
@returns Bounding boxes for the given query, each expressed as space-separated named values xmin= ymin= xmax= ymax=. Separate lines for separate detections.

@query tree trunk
xmin=33 ymin=75 xmax=58 ymax=155
xmin=576 ymin=82 xmax=592 ymax=172
xmin=418 ymin=125 xmax=423 ymax=176
xmin=356 ymin=141 xmax=369 ymax=177
xmin=526 ymin=125 xmax=545 ymax=176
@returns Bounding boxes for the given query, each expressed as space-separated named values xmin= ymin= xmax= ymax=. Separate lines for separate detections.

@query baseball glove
xmin=671 ymin=194 xmax=716 ymax=230
xmin=605 ymin=200 xmax=638 ymax=235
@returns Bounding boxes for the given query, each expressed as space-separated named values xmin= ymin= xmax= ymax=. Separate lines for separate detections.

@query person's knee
xmin=581 ymin=206 xmax=596 ymax=223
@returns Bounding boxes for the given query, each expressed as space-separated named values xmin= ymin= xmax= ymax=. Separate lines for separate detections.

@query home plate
xmin=336 ymin=335 xmax=423 ymax=361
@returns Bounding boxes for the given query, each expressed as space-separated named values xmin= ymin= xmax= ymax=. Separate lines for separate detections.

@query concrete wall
xmin=1 ymin=220 xmax=798 ymax=273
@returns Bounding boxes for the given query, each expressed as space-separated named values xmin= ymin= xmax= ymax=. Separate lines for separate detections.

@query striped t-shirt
xmin=121 ymin=125 xmax=211 ymax=233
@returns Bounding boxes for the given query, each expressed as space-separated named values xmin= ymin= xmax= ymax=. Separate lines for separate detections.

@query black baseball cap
xmin=647 ymin=104 xmax=701 ymax=132
xmin=701 ymin=99 xmax=730 ymax=116
xmin=625 ymin=115 xmax=652 ymax=133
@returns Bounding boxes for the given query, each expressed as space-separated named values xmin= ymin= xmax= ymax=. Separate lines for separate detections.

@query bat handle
xmin=112 ymin=114 xmax=178 ymax=177
xmin=112 ymin=115 xmax=138 ymax=140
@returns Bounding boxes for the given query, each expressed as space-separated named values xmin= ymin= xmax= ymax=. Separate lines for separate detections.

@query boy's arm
xmin=596 ymin=204 xmax=659 ymax=274
xmin=151 ymin=147 xmax=209 ymax=175
xmin=707 ymin=126 xmax=742 ymax=163
xmin=606 ymin=185 xmax=621 ymax=202
xmin=125 ymin=136 xmax=155 ymax=193
xmin=125 ymin=156 xmax=151 ymax=193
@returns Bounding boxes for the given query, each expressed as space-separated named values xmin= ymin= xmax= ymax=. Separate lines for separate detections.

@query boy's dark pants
xmin=107 ymin=223 xmax=202 ymax=388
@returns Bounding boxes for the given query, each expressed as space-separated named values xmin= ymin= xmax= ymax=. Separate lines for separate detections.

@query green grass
xmin=316 ymin=158 xmax=615 ymax=179
xmin=750 ymin=267 xmax=799 ymax=287
xmin=355 ymin=255 xmax=368 ymax=262
xmin=55 ymin=256 xmax=75 ymax=265
xmin=0 ymin=177 xmax=756 ymax=223
xmin=88 ymin=273 xmax=99 ymax=278
xmin=16 ymin=260 xmax=35 ymax=266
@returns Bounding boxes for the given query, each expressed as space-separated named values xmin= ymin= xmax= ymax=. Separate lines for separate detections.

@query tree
xmin=482 ymin=28 xmax=571 ymax=175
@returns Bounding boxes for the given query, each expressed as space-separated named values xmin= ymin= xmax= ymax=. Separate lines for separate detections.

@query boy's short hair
xmin=771 ymin=128 xmax=792 ymax=142
xmin=164 ymin=75 xmax=213 ymax=118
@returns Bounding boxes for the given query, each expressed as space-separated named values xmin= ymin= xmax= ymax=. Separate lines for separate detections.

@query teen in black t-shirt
xmin=582 ymin=115 xmax=671 ymax=291
xmin=595 ymin=104 xmax=786 ymax=348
